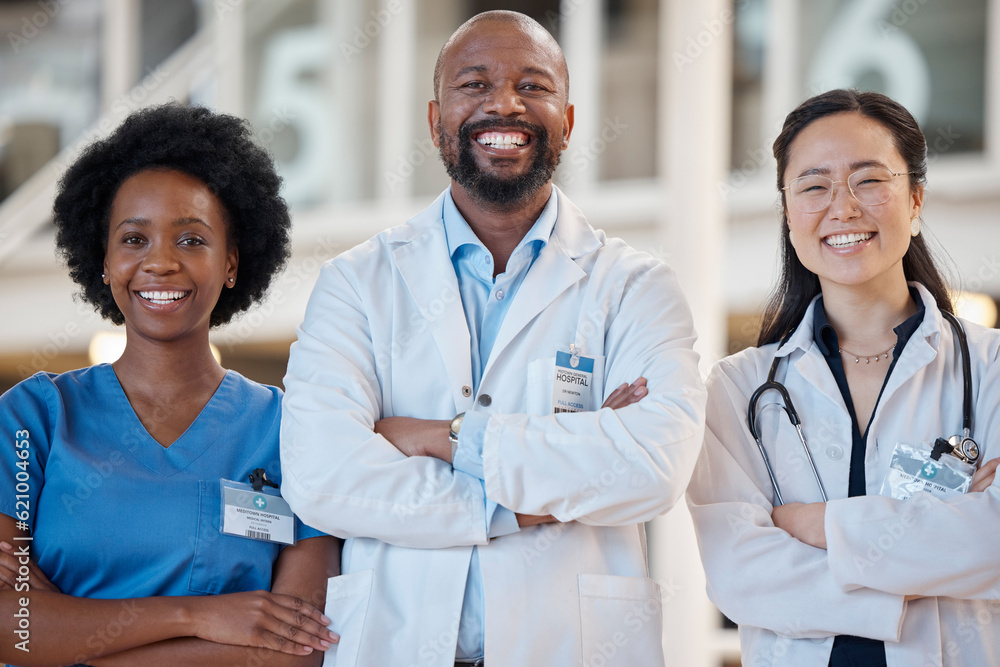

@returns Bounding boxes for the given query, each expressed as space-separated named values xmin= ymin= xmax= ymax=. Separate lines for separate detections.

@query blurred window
xmin=800 ymin=0 xmax=986 ymax=155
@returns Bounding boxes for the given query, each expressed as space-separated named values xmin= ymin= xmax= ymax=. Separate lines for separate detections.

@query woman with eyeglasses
xmin=687 ymin=89 xmax=1000 ymax=666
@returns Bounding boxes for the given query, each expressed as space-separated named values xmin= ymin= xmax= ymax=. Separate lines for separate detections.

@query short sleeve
xmin=296 ymin=517 xmax=326 ymax=541
xmin=0 ymin=374 xmax=54 ymax=531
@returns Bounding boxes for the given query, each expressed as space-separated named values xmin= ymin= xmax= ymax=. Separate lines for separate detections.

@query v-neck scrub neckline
xmin=102 ymin=363 xmax=238 ymax=476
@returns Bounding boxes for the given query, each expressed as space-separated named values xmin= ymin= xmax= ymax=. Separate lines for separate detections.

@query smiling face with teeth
xmin=429 ymin=16 xmax=573 ymax=210
xmin=103 ymin=168 xmax=238 ymax=349
xmin=782 ymin=112 xmax=923 ymax=295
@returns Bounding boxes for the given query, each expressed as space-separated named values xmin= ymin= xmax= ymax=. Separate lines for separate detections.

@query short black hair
xmin=53 ymin=103 xmax=291 ymax=327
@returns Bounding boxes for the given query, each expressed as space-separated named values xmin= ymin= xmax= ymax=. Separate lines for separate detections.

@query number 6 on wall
xmin=807 ymin=0 xmax=931 ymax=123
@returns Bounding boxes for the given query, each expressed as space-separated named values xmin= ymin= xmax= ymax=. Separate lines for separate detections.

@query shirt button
xmin=495 ymin=289 xmax=505 ymax=300
xmin=826 ymin=444 xmax=844 ymax=460
xmin=478 ymin=394 xmax=492 ymax=407
xmin=462 ymin=385 xmax=472 ymax=397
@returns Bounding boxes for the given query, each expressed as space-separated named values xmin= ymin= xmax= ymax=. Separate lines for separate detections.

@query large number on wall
xmin=807 ymin=0 xmax=930 ymax=122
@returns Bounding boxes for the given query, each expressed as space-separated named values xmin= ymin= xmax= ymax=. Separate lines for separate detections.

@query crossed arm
xmin=0 ymin=512 xmax=340 ymax=667
xmin=689 ymin=359 xmax=1000 ymax=641
xmin=375 ymin=377 xmax=650 ymax=528
xmin=772 ymin=458 xmax=1000 ymax=549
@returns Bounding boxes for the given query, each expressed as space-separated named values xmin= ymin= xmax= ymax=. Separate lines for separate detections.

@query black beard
xmin=438 ymin=118 xmax=560 ymax=207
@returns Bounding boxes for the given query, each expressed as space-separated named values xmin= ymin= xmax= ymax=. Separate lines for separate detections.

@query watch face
xmin=450 ymin=412 xmax=465 ymax=438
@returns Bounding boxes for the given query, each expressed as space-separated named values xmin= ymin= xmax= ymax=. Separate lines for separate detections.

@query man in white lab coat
xmin=280 ymin=10 xmax=706 ymax=666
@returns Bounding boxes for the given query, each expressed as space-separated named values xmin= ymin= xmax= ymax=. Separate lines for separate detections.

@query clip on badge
xmin=553 ymin=344 xmax=595 ymax=413
xmin=880 ymin=442 xmax=974 ymax=501
xmin=248 ymin=467 xmax=279 ymax=492
xmin=220 ymin=474 xmax=296 ymax=545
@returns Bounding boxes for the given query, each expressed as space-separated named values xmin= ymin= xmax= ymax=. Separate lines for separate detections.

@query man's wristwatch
xmin=449 ymin=412 xmax=465 ymax=463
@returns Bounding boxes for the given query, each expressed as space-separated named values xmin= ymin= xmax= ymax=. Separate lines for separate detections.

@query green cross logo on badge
xmin=253 ymin=495 xmax=268 ymax=510
xmin=920 ymin=462 xmax=939 ymax=479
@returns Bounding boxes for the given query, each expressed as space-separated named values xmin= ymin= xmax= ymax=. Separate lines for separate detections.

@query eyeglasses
xmin=783 ymin=167 xmax=915 ymax=214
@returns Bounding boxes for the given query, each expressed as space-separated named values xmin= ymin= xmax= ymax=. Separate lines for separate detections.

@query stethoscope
xmin=747 ymin=310 xmax=978 ymax=506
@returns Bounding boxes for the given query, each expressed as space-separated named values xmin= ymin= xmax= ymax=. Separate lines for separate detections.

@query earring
xmin=910 ymin=217 xmax=921 ymax=237
xmin=788 ymin=230 xmax=795 ymax=244
xmin=228 ymin=277 xmax=235 ymax=284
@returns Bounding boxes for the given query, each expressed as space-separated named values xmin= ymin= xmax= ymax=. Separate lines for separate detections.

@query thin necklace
xmin=839 ymin=343 xmax=895 ymax=364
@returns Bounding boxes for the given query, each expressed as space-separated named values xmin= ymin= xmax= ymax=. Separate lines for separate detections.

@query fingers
xmin=601 ymin=383 xmax=628 ymax=409
xmin=971 ymin=458 xmax=1000 ymax=493
xmin=515 ymin=513 xmax=559 ymax=527
xmin=0 ymin=543 xmax=27 ymax=590
xmin=601 ymin=377 xmax=648 ymax=410
xmin=197 ymin=591 xmax=339 ymax=655
xmin=0 ymin=541 xmax=57 ymax=592
xmin=266 ymin=594 xmax=340 ymax=652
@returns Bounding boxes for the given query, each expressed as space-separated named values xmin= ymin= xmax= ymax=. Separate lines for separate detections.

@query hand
xmin=602 ymin=377 xmax=648 ymax=410
xmin=0 ymin=540 xmax=60 ymax=593
xmin=515 ymin=513 xmax=561 ymax=527
xmin=971 ymin=458 xmax=1000 ymax=493
xmin=191 ymin=590 xmax=338 ymax=656
xmin=771 ymin=502 xmax=827 ymax=549
xmin=374 ymin=416 xmax=451 ymax=460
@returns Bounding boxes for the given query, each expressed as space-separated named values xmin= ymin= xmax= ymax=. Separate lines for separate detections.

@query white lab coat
xmin=280 ymin=188 xmax=706 ymax=666
xmin=687 ymin=283 xmax=1000 ymax=667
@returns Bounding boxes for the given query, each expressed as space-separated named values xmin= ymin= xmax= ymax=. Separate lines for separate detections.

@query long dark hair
xmin=757 ymin=89 xmax=953 ymax=346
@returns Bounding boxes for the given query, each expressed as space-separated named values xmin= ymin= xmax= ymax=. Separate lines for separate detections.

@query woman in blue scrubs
xmin=0 ymin=104 xmax=340 ymax=665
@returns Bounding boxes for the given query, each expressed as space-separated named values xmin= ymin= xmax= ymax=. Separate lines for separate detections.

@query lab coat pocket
xmin=322 ymin=569 xmax=374 ymax=667
xmin=526 ymin=355 xmax=607 ymax=415
xmin=578 ymin=573 xmax=665 ymax=667
xmin=526 ymin=357 xmax=556 ymax=415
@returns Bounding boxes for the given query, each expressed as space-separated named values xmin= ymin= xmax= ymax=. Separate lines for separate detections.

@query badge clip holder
xmin=553 ymin=344 xmax=595 ymax=414
xmin=220 ymin=470 xmax=296 ymax=545
xmin=880 ymin=441 xmax=975 ymax=501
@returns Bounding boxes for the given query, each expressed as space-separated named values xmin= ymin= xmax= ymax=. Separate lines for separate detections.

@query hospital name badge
xmin=879 ymin=442 xmax=974 ymax=501
xmin=220 ymin=479 xmax=296 ymax=545
xmin=553 ymin=348 xmax=594 ymax=413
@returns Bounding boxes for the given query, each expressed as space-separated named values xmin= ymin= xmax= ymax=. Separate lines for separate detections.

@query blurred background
xmin=0 ymin=0 xmax=996 ymax=664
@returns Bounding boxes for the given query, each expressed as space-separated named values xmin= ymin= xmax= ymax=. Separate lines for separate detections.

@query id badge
xmin=220 ymin=479 xmax=296 ymax=545
xmin=879 ymin=442 xmax=974 ymax=501
xmin=553 ymin=345 xmax=594 ymax=413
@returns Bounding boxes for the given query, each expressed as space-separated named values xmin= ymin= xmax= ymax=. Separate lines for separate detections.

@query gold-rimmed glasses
xmin=783 ymin=167 xmax=916 ymax=214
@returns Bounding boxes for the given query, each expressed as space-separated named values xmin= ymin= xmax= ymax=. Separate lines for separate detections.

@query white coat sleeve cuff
xmin=825 ymin=498 xmax=868 ymax=591
xmin=453 ymin=410 xmax=489 ymax=480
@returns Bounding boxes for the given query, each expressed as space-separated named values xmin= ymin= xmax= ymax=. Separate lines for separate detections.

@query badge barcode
xmin=246 ymin=529 xmax=271 ymax=540
xmin=553 ymin=407 xmax=578 ymax=413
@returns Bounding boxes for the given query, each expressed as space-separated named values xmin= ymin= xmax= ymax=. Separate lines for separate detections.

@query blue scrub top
xmin=0 ymin=364 xmax=322 ymax=599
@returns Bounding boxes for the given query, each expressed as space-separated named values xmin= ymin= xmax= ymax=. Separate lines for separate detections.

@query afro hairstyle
xmin=53 ymin=103 xmax=291 ymax=327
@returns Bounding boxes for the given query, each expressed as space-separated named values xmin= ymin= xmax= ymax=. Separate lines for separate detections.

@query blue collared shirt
xmin=442 ymin=187 xmax=559 ymax=659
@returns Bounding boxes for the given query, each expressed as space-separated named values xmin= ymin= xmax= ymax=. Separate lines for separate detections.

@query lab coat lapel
xmin=792 ymin=349 xmax=849 ymax=416
xmin=783 ymin=299 xmax=850 ymax=415
xmin=868 ymin=287 xmax=941 ymax=433
xmin=481 ymin=190 xmax=598 ymax=380
xmin=393 ymin=205 xmax=473 ymax=406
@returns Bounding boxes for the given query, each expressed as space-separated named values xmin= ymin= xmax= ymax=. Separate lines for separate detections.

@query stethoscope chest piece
xmin=750 ymin=309 xmax=977 ymax=504
xmin=944 ymin=434 xmax=980 ymax=466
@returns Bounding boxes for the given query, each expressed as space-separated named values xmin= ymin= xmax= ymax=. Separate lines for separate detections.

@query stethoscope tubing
xmin=748 ymin=379 xmax=828 ymax=504
xmin=747 ymin=309 xmax=972 ymax=506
